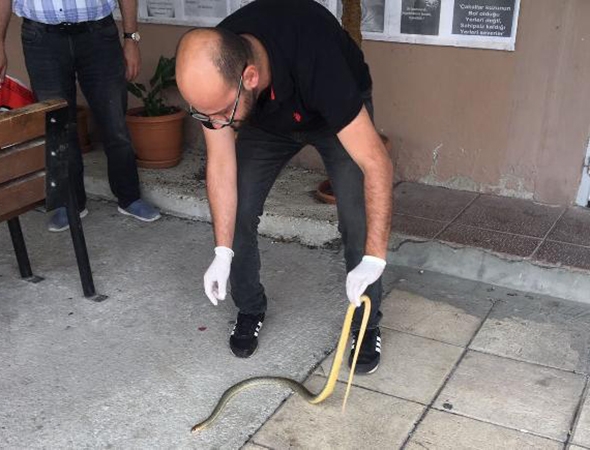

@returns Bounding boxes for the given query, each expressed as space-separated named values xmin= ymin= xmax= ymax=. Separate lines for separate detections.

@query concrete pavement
xmin=2 ymin=200 xmax=590 ymax=449
xmin=0 ymin=200 xmax=364 ymax=449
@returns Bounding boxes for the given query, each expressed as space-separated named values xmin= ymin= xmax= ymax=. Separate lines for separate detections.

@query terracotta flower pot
xmin=315 ymin=133 xmax=392 ymax=204
xmin=125 ymin=107 xmax=187 ymax=169
xmin=316 ymin=179 xmax=337 ymax=204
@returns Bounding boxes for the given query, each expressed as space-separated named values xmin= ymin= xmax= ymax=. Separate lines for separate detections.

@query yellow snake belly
xmin=191 ymin=295 xmax=371 ymax=434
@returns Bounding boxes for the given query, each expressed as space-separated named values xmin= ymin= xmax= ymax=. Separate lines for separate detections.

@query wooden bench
xmin=0 ymin=99 xmax=105 ymax=301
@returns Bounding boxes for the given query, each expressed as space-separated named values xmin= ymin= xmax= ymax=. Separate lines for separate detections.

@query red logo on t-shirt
xmin=270 ymin=87 xmax=276 ymax=101
xmin=293 ymin=111 xmax=302 ymax=122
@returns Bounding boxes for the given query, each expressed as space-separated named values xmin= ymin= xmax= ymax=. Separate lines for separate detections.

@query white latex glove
xmin=203 ymin=246 xmax=234 ymax=305
xmin=346 ymin=255 xmax=386 ymax=307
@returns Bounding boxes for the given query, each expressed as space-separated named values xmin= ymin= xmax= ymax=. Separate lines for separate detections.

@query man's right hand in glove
xmin=203 ymin=246 xmax=234 ymax=305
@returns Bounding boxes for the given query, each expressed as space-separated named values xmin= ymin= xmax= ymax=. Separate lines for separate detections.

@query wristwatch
xmin=123 ymin=31 xmax=141 ymax=42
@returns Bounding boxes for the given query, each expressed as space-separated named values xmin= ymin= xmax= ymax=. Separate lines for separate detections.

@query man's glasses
xmin=189 ymin=71 xmax=244 ymax=130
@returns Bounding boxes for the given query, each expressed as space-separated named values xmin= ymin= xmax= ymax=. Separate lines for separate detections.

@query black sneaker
xmin=229 ymin=312 xmax=265 ymax=358
xmin=348 ymin=327 xmax=381 ymax=374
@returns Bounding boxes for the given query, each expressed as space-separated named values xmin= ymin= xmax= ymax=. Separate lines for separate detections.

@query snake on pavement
xmin=191 ymin=295 xmax=371 ymax=434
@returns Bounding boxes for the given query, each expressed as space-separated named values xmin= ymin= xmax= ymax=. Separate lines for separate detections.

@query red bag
xmin=0 ymin=76 xmax=35 ymax=111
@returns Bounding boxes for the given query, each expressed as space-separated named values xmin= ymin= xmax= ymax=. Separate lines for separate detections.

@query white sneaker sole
xmin=48 ymin=208 xmax=89 ymax=233
xmin=365 ymin=362 xmax=380 ymax=374
xmin=351 ymin=361 xmax=380 ymax=375
xmin=229 ymin=345 xmax=258 ymax=359
xmin=117 ymin=206 xmax=161 ymax=222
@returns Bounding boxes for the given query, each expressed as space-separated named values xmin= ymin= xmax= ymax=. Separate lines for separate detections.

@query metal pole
xmin=7 ymin=217 xmax=33 ymax=278
xmin=66 ymin=185 xmax=96 ymax=298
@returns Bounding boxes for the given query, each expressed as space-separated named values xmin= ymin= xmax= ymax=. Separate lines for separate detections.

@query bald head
xmin=176 ymin=28 xmax=251 ymax=114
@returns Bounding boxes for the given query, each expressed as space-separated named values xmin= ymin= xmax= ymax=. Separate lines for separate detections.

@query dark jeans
xmin=231 ymin=95 xmax=383 ymax=331
xmin=21 ymin=16 xmax=140 ymax=209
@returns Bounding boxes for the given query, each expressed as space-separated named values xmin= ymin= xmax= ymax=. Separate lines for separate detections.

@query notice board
xmin=116 ymin=0 xmax=520 ymax=51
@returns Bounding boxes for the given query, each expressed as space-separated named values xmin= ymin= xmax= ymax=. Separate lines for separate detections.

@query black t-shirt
xmin=218 ymin=0 xmax=372 ymax=134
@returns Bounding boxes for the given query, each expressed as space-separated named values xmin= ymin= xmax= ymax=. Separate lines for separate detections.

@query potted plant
xmin=316 ymin=0 xmax=392 ymax=204
xmin=126 ymin=56 xmax=187 ymax=168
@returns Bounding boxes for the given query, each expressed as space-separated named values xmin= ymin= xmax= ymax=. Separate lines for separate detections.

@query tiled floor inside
xmin=392 ymin=182 xmax=590 ymax=272
xmin=245 ymin=268 xmax=590 ymax=450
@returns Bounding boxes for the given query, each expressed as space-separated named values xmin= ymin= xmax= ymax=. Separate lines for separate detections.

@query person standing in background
xmin=0 ymin=0 xmax=161 ymax=231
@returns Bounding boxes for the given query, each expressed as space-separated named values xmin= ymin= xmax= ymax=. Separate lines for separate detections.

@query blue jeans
xmin=21 ymin=16 xmax=140 ymax=209
xmin=231 ymin=96 xmax=383 ymax=331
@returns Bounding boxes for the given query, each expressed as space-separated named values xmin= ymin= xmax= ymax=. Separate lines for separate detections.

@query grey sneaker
xmin=47 ymin=207 xmax=89 ymax=232
xmin=117 ymin=199 xmax=161 ymax=222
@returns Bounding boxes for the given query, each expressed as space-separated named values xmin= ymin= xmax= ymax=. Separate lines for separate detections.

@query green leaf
xmin=160 ymin=57 xmax=176 ymax=80
xmin=127 ymin=82 xmax=145 ymax=99
xmin=149 ymin=56 xmax=162 ymax=88
xmin=161 ymin=79 xmax=177 ymax=91
xmin=130 ymin=54 xmax=178 ymax=116
xmin=150 ymin=56 xmax=170 ymax=88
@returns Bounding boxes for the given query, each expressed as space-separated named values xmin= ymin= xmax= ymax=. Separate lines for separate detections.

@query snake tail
xmin=342 ymin=296 xmax=371 ymax=411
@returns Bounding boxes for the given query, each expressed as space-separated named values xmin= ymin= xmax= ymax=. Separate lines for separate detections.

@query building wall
xmin=363 ymin=0 xmax=590 ymax=205
xmin=4 ymin=0 xmax=590 ymax=205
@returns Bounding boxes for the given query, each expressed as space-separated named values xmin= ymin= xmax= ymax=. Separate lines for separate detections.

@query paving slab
xmin=391 ymin=213 xmax=446 ymax=239
xmin=406 ymin=409 xmax=562 ymax=450
xmin=394 ymin=182 xmax=478 ymax=221
xmin=249 ymin=375 xmax=424 ymax=449
xmin=535 ymin=240 xmax=590 ymax=271
xmin=435 ymin=351 xmax=586 ymax=441
xmin=573 ymin=390 xmax=590 ymax=448
xmin=453 ymin=194 xmax=565 ymax=238
xmin=547 ymin=206 xmax=590 ymax=247
xmin=380 ymin=288 xmax=489 ymax=347
xmin=0 ymin=200 xmax=367 ymax=449
xmin=317 ymin=327 xmax=463 ymax=404
xmin=470 ymin=294 xmax=590 ymax=373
